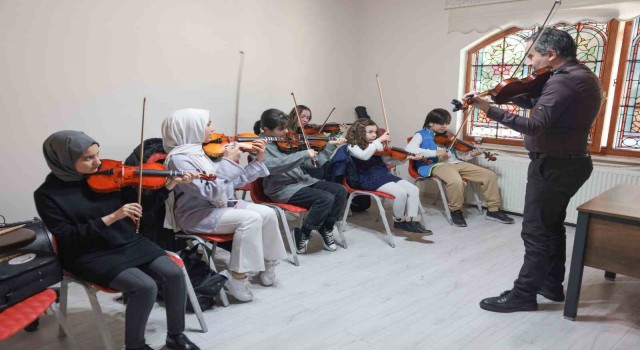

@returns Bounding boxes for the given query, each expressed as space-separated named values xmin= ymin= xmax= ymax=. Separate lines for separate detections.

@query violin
xmin=374 ymin=146 xmax=420 ymax=161
xmin=452 ymin=67 xmax=551 ymax=112
xmin=203 ymin=132 xmax=281 ymax=158
xmin=276 ymin=132 xmax=340 ymax=153
xmin=87 ymin=159 xmax=216 ymax=193
xmin=433 ymin=132 xmax=496 ymax=161
xmin=304 ymin=123 xmax=352 ymax=134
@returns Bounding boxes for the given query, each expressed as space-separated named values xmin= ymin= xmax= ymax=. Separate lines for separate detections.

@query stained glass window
xmin=614 ymin=17 xmax=640 ymax=151
xmin=467 ymin=22 xmax=610 ymax=141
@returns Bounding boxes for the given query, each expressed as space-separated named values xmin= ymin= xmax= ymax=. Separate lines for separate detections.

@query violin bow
xmin=136 ymin=97 xmax=146 ymax=233
xmin=291 ymin=92 xmax=316 ymax=167
xmin=234 ymin=50 xmax=245 ymax=137
xmin=317 ymin=107 xmax=336 ymax=133
xmin=375 ymin=74 xmax=391 ymax=147
xmin=510 ymin=0 xmax=561 ymax=79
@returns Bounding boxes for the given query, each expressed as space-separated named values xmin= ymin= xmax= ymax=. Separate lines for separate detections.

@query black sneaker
xmin=450 ymin=210 xmax=467 ymax=227
xmin=479 ymin=290 xmax=538 ymax=313
xmin=294 ymin=228 xmax=309 ymax=254
xmin=166 ymin=333 xmax=200 ymax=350
xmin=486 ymin=210 xmax=515 ymax=224
xmin=318 ymin=229 xmax=337 ymax=251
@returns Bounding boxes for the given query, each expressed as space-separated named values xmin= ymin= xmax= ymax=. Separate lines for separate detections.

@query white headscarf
xmin=161 ymin=108 xmax=223 ymax=231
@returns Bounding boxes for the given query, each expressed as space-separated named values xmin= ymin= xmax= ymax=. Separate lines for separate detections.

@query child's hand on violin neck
xmin=329 ymin=137 xmax=347 ymax=146
xmin=252 ymin=139 xmax=267 ymax=162
xmin=469 ymin=149 xmax=484 ymax=157
xmin=167 ymin=171 xmax=200 ymax=189
xmin=407 ymin=154 xmax=423 ymax=161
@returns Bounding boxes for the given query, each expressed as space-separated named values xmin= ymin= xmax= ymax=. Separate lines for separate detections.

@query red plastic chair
xmin=340 ymin=177 xmax=397 ymax=247
xmin=250 ymin=178 xmax=346 ymax=264
xmin=406 ymin=136 xmax=483 ymax=226
xmin=50 ymin=234 xmax=208 ymax=350
xmin=0 ymin=289 xmax=80 ymax=349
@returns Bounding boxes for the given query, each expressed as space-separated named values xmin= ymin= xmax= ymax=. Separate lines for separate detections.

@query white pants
xmin=377 ymin=180 xmax=421 ymax=218
xmin=213 ymin=203 xmax=287 ymax=273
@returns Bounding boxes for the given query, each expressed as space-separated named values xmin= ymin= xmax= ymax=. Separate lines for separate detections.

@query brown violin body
xmin=276 ymin=132 xmax=339 ymax=153
xmin=374 ymin=146 xmax=419 ymax=161
xmin=204 ymin=132 xmax=282 ymax=158
xmin=304 ymin=123 xmax=352 ymax=134
xmin=87 ymin=159 xmax=216 ymax=193
xmin=433 ymin=132 xmax=497 ymax=161
xmin=452 ymin=67 xmax=552 ymax=111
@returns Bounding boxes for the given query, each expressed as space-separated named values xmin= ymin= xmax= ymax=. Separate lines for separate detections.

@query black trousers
xmin=108 ymin=255 xmax=186 ymax=349
xmin=287 ymin=180 xmax=348 ymax=232
xmin=513 ymin=157 xmax=593 ymax=299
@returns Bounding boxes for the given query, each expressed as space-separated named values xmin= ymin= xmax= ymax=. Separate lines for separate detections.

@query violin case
xmin=0 ymin=219 xmax=62 ymax=311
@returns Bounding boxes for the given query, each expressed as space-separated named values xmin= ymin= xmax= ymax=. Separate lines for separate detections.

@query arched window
xmin=464 ymin=20 xmax=640 ymax=157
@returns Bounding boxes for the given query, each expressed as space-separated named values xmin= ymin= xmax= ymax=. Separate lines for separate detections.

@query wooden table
xmin=564 ymin=184 xmax=640 ymax=320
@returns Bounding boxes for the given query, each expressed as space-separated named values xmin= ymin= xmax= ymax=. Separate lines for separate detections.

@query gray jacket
xmin=167 ymin=155 xmax=268 ymax=232
xmin=261 ymin=139 xmax=336 ymax=202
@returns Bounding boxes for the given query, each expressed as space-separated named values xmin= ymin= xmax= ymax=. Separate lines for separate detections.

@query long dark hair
xmin=257 ymin=109 xmax=289 ymax=133
xmin=346 ymin=118 xmax=378 ymax=150
xmin=423 ymin=108 xmax=452 ymax=129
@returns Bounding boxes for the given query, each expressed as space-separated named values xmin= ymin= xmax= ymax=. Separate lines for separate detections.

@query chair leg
xmin=271 ymin=206 xmax=299 ymax=266
xmin=341 ymin=193 xmax=356 ymax=228
xmin=50 ymin=302 xmax=82 ymax=350
xmin=85 ymin=286 xmax=116 ymax=350
xmin=470 ymin=182 xmax=484 ymax=214
xmin=335 ymin=220 xmax=347 ymax=249
xmin=435 ymin=180 xmax=453 ymax=225
xmin=371 ymin=194 xmax=395 ymax=248
xmin=58 ymin=278 xmax=69 ymax=338
xmin=181 ymin=265 xmax=208 ymax=332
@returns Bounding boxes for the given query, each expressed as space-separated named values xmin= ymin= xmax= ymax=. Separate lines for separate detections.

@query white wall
xmin=351 ymin=0 xmax=484 ymax=178
xmin=0 ymin=0 xmax=362 ymax=220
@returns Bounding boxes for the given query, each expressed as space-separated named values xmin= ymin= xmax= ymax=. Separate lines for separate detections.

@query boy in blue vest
xmin=405 ymin=108 xmax=513 ymax=227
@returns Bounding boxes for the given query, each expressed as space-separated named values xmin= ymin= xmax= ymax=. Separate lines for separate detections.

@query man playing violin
xmin=406 ymin=108 xmax=513 ymax=227
xmin=467 ymin=28 xmax=602 ymax=313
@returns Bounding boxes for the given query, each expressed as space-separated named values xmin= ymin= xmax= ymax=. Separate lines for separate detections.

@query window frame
xmin=462 ymin=20 xmax=635 ymax=157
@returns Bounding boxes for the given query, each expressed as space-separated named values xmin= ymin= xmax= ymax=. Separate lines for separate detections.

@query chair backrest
xmin=407 ymin=159 xmax=421 ymax=179
xmin=249 ymin=178 xmax=271 ymax=204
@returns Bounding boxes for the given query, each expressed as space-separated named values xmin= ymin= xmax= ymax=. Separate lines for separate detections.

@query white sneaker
xmin=258 ymin=260 xmax=279 ymax=286
xmin=220 ymin=270 xmax=253 ymax=302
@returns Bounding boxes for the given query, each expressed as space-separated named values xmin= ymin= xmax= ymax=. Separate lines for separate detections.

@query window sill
xmin=479 ymin=143 xmax=640 ymax=167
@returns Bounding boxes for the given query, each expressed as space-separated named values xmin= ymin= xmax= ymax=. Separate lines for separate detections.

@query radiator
xmin=472 ymin=153 xmax=640 ymax=224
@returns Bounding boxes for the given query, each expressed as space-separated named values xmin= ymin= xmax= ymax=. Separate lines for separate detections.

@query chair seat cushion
xmin=0 ymin=289 xmax=56 ymax=341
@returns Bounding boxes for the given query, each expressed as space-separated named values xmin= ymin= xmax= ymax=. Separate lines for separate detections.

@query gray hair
xmin=526 ymin=28 xmax=577 ymax=61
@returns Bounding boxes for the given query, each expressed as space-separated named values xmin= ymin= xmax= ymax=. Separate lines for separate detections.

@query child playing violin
xmin=255 ymin=108 xmax=348 ymax=254
xmin=405 ymin=108 xmax=514 ymax=227
xmin=345 ymin=118 xmax=431 ymax=234
xmin=162 ymin=109 xmax=288 ymax=302
xmin=34 ymin=131 xmax=201 ymax=350
xmin=287 ymin=105 xmax=348 ymax=179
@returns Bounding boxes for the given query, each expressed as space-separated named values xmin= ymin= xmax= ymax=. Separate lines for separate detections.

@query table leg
xmin=564 ymin=211 xmax=590 ymax=321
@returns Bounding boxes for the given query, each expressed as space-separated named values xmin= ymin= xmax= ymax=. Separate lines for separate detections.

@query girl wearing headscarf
xmin=162 ymin=108 xmax=287 ymax=303
xmin=34 ymin=131 xmax=201 ymax=350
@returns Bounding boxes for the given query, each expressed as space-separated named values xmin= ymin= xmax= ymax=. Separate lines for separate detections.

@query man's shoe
xmin=166 ymin=333 xmax=200 ymax=350
xmin=294 ymin=228 xmax=309 ymax=254
xmin=318 ymin=228 xmax=337 ymax=251
xmin=220 ymin=270 xmax=252 ymax=302
xmin=479 ymin=290 xmax=538 ymax=313
xmin=450 ymin=210 xmax=467 ymax=227
xmin=486 ymin=210 xmax=515 ymax=224
xmin=258 ymin=260 xmax=279 ymax=286
xmin=126 ymin=345 xmax=154 ymax=350
xmin=537 ymin=287 xmax=565 ymax=302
